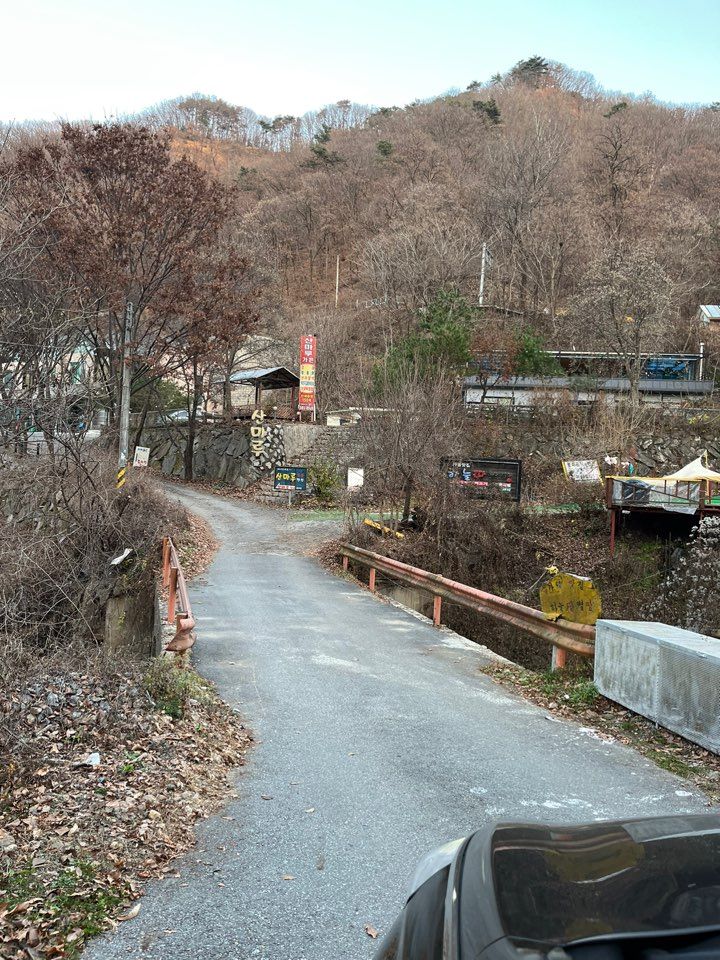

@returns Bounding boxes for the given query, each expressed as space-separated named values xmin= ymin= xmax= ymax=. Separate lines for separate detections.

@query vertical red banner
xmin=298 ymin=335 xmax=316 ymax=411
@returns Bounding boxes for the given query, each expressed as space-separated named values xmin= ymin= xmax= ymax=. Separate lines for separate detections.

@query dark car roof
xmin=459 ymin=814 xmax=720 ymax=956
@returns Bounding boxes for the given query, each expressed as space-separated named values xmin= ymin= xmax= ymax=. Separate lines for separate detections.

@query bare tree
xmin=355 ymin=359 xmax=463 ymax=522
xmin=571 ymin=243 xmax=674 ymax=405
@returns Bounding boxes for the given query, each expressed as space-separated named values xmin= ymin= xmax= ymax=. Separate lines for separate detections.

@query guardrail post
xmin=167 ymin=566 xmax=178 ymax=624
xmin=342 ymin=555 xmax=349 ymax=571
xmin=433 ymin=595 xmax=442 ymax=628
xmin=369 ymin=567 xmax=376 ymax=592
xmin=551 ymin=645 xmax=567 ymax=671
xmin=162 ymin=537 xmax=170 ymax=587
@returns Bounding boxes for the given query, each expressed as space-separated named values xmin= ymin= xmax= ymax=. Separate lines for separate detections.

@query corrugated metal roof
xmin=229 ymin=366 xmax=299 ymax=386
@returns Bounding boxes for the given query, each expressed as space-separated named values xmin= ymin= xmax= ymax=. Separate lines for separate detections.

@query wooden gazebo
xmin=229 ymin=366 xmax=300 ymax=415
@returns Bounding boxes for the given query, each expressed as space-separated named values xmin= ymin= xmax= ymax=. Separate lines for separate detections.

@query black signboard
xmin=274 ymin=466 xmax=307 ymax=492
xmin=445 ymin=458 xmax=522 ymax=502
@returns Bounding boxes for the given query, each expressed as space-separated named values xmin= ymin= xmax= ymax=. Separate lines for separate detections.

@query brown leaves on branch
xmin=3 ymin=122 xmax=267 ymax=426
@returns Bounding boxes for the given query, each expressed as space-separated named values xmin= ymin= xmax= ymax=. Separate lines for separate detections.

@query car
xmin=157 ymin=409 xmax=189 ymax=423
xmin=375 ymin=814 xmax=720 ymax=959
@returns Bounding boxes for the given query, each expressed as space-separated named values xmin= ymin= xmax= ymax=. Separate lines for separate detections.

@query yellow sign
xmin=362 ymin=518 xmax=405 ymax=540
xmin=540 ymin=572 xmax=602 ymax=625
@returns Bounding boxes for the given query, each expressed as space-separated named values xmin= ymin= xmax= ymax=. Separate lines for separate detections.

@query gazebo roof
xmin=229 ymin=366 xmax=299 ymax=390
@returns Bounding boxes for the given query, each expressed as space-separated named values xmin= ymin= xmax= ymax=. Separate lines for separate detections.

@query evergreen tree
xmin=375 ymin=290 xmax=475 ymax=388
xmin=509 ymin=56 xmax=550 ymax=88
xmin=472 ymin=98 xmax=501 ymax=124
xmin=515 ymin=329 xmax=561 ymax=376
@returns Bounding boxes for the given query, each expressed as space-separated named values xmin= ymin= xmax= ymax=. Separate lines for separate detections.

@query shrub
xmin=647 ymin=517 xmax=720 ymax=636
xmin=143 ymin=657 xmax=212 ymax=719
xmin=309 ymin=460 xmax=341 ymax=504
xmin=0 ymin=452 xmax=182 ymax=651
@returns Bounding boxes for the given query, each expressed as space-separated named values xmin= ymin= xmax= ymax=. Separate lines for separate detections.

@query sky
xmin=1 ymin=0 xmax=716 ymax=123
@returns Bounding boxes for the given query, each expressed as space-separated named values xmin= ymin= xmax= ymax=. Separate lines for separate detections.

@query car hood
xmin=459 ymin=814 xmax=720 ymax=956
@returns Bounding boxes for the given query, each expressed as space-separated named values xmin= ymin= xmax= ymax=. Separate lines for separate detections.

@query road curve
xmin=86 ymin=487 xmax=708 ymax=960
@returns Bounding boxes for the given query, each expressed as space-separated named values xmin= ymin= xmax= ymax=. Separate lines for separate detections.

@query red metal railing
xmin=340 ymin=543 xmax=595 ymax=663
xmin=161 ymin=537 xmax=196 ymax=653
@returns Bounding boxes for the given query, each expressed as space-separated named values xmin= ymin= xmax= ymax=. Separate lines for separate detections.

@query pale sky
xmin=1 ymin=0 xmax=716 ymax=123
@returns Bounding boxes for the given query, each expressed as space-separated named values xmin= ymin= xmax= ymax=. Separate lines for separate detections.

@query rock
xmin=76 ymin=751 xmax=101 ymax=768
xmin=46 ymin=692 xmax=60 ymax=708
xmin=0 ymin=828 xmax=16 ymax=852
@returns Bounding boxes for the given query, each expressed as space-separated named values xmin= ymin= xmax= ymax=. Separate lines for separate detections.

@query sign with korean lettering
xmin=298 ymin=335 xmax=317 ymax=411
xmin=540 ymin=572 xmax=602 ymax=625
xmin=133 ymin=446 xmax=150 ymax=467
xmin=445 ymin=458 xmax=522 ymax=502
xmin=250 ymin=409 xmax=267 ymax=463
xmin=273 ymin=466 xmax=308 ymax=492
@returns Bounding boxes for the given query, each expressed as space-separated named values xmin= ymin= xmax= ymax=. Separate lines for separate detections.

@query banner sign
xmin=274 ymin=466 xmax=307 ymax=492
xmin=298 ymin=335 xmax=317 ymax=411
xmin=133 ymin=446 xmax=150 ymax=468
xmin=562 ymin=459 xmax=602 ymax=483
xmin=445 ymin=458 xmax=522 ymax=502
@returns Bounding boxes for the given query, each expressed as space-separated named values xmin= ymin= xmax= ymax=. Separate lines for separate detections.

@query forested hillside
xmin=152 ymin=59 xmax=720 ymax=325
xmin=4 ymin=56 xmax=720 ymax=410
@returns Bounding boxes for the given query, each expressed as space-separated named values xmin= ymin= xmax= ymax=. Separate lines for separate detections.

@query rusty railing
xmin=340 ymin=543 xmax=595 ymax=665
xmin=161 ymin=537 xmax=196 ymax=653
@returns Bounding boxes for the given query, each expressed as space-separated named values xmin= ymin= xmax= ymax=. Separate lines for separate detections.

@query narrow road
xmin=88 ymin=488 xmax=707 ymax=960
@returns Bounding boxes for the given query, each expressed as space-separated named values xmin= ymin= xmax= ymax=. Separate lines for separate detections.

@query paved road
xmin=88 ymin=488 xmax=708 ymax=960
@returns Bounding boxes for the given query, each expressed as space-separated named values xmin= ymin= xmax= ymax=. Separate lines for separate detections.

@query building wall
xmin=465 ymin=387 xmax=688 ymax=409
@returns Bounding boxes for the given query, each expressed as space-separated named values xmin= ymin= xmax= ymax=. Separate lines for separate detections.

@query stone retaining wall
xmin=142 ymin=423 xmax=285 ymax=488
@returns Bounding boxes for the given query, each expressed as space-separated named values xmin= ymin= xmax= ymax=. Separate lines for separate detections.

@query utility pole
xmin=335 ymin=255 xmax=340 ymax=309
xmin=478 ymin=242 xmax=487 ymax=307
xmin=117 ymin=301 xmax=134 ymax=489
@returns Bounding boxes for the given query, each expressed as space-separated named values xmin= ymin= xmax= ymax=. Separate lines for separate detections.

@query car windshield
xmin=495 ymin=822 xmax=720 ymax=946
xmin=460 ymin=819 xmax=720 ymax=954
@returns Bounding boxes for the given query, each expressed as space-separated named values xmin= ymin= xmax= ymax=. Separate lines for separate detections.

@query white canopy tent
xmin=609 ymin=453 xmax=720 ymax=514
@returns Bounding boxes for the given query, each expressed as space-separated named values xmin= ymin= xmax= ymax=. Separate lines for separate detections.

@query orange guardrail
xmin=161 ymin=536 xmax=196 ymax=653
xmin=340 ymin=542 xmax=595 ymax=663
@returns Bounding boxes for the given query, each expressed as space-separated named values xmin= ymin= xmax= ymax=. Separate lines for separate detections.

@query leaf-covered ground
xmin=0 ymin=658 xmax=251 ymax=959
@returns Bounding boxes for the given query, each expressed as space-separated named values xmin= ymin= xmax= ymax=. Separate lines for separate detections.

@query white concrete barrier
xmin=594 ymin=619 xmax=720 ymax=754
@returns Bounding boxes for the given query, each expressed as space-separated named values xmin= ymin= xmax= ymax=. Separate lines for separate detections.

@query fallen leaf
xmin=305 ymin=807 xmax=315 ymax=814
xmin=118 ymin=903 xmax=141 ymax=922
xmin=282 ymin=874 xmax=295 ymax=881
xmin=260 ymin=794 xmax=273 ymax=800
xmin=365 ymin=924 xmax=379 ymax=939
xmin=0 ymin=828 xmax=16 ymax=852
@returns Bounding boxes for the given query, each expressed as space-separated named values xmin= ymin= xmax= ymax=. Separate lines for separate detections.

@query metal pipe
xmin=341 ymin=543 xmax=595 ymax=657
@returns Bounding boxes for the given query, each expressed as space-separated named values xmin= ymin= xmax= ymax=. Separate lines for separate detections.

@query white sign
xmin=133 ymin=446 xmax=150 ymax=468
xmin=562 ymin=459 xmax=602 ymax=483
xmin=347 ymin=466 xmax=364 ymax=488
